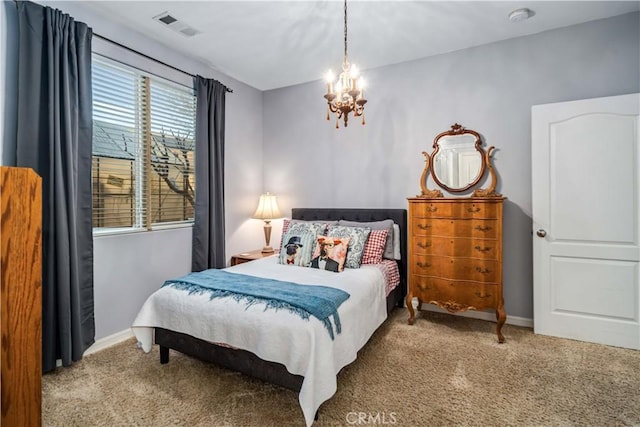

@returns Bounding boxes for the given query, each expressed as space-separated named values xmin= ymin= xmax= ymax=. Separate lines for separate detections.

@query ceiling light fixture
xmin=323 ymin=0 xmax=367 ymax=128
xmin=508 ymin=8 xmax=533 ymax=22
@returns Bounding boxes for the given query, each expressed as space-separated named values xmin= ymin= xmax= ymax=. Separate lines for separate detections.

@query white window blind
xmin=149 ymin=79 xmax=196 ymax=225
xmin=91 ymin=55 xmax=196 ymax=231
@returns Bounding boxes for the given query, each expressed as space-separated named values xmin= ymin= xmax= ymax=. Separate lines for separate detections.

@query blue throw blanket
xmin=163 ymin=270 xmax=350 ymax=340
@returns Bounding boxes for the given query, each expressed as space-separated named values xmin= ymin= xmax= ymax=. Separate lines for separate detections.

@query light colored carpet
xmin=43 ymin=309 xmax=640 ymax=426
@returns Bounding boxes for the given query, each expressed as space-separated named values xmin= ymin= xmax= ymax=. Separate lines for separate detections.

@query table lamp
xmin=252 ymin=192 xmax=282 ymax=253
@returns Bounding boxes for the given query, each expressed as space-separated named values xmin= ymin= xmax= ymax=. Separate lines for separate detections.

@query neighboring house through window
xmin=92 ymin=55 xmax=196 ymax=232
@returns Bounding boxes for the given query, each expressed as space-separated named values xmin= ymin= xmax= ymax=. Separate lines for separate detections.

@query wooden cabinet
xmin=406 ymin=197 xmax=506 ymax=342
xmin=1 ymin=167 xmax=42 ymax=426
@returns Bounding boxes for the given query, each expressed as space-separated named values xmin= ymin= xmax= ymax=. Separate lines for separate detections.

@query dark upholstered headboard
xmin=291 ymin=208 xmax=407 ymax=304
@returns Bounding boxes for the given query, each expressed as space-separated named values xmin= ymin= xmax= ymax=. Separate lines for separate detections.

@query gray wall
xmin=0 ymin=0 xmax=267 ymax=341
xmin=263 ymin=12 xmax=640 ymax=320
xmin=1 ymin=2 xmax=638 ymax=338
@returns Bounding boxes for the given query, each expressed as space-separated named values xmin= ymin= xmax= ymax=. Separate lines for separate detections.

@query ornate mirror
xmin=431 ymin=125 xmax=484 ymax=192
xmin=419 ymin=123 xmax=500 ymax=198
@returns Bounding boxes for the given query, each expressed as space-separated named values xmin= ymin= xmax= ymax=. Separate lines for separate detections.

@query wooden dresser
xmin=406 ymin=197 xmax=505 ymax=342
xmin=1 ymin=167 xmax=42 ymax=426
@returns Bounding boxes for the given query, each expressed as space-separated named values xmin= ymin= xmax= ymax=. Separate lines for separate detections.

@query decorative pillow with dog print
xmin=279 ymin=219 xmax=335 ymax=251
xmin=278 ymin=222 xmax=326 ymax=267
xmin=309 ymin=235 xmax=350 ymax=273
xmin=326 ymin=225 xmax=371 ymax=269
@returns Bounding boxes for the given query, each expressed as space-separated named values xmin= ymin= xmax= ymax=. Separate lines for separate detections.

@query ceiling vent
xmin=152 ymin=12 xmax=200 ymax=37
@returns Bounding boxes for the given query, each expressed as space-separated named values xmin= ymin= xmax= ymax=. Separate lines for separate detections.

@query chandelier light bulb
xmin=325 ymin=70 xmax=334 ymax=83
xmin=350 ymin=64 xmax=359 ymax=79
xmin=357 ymin=77 xmax=364 ymax=100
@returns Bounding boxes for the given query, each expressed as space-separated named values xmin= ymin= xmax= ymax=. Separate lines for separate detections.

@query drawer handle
xmin=467 ymin=207 xmax=481 ymax=213
xmin=417 ymin=262 xmax=431 ymax=269
xmin=474 ymin=246 xmax=492 ymax=253
xmin=475 ymin=292 xmax=492 ymax=299
xmin=475 ymin=267 xmax=491 ymax=274
xmin=425 ymin=206 xmax=438 ymax=212
xmin=417 ymin=242 xmax=432 ymax=249
xmin=474 ymin=225 xmax=492 ymax=232
xmin=417 ymin=223 xmax=432 ymax=230
xmin=418 ymin=283 xmax=431 ymax=291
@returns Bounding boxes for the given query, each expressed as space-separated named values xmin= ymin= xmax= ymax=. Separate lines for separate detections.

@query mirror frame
xmin=430 ymin=124 xmax=485 ymax=193
xmin=418 ymin=123 xmax=500 ymax=198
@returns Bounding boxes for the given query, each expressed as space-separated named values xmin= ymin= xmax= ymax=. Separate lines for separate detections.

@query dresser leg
xmin=406 ymin=294 xmax=415 ymax=325
xmin=496 ymin=307 xmax=506 ymax=343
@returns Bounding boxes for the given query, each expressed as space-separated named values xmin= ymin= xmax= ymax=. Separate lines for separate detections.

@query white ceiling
xmin=80 ymin=1 xmax=640 ymax=91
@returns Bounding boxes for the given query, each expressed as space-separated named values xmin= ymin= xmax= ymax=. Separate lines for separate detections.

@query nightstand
xmin=230 ymin=249 xmax=277 ymax=266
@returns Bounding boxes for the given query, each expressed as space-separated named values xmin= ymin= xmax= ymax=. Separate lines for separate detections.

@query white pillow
xmin=393 ymin=223 xmax=401 ymax=260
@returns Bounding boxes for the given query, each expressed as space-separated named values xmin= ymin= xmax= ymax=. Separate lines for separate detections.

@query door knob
xmin=536 ymin=229 xmax=547 ymax=237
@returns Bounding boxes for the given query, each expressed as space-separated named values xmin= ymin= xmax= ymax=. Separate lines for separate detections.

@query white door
xmin=532 ymin=93 xmax=640 ymax=349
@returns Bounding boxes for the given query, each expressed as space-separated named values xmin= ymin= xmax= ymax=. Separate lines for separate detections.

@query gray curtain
xmin=192 ymin=76 xmax=227 ymax=271
xmin=16 ymin=1 xmax=95 ymax=373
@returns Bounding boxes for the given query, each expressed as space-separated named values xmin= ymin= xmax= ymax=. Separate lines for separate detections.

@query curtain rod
xmin=94 ymin=33 xmax=233 ymax=93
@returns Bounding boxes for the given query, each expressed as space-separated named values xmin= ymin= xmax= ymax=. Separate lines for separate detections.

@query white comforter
xmin=131 ymin=255 xmax=388 ymax=426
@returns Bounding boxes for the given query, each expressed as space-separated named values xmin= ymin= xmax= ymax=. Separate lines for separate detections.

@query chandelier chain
xmin=343 ymin=0 xmax=348 ymax=62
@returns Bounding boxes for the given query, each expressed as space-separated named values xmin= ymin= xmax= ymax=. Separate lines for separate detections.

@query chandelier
xmin=323 ymin=0 xmax=367 ymax=128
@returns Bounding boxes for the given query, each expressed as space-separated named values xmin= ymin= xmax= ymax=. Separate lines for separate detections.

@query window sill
xmin=93 ymin=222 xmax=193 ymax=238
xmin=150 ymin=222 xmax=194 ymax=231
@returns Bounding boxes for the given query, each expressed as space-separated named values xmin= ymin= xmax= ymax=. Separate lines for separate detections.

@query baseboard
xmin=419 ymin=304 xmax=533 ymax=328
xmin=82 ymin=309 xmax=532 ymax=357
xmin=85 ymin=329 xmax=135 ymax=356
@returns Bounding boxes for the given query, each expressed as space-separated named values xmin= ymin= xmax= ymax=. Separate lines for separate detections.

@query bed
xmin=132 ymin=208 xmax=407 ymax=426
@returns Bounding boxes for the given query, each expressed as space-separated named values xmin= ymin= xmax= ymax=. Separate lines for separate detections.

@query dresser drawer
xmin=412 ymin=218 xmax=498 ymax=239
xmin=410 ymin=201 xmax=499 ymax=219
xmin=412 ymin=236 xmax=498 ymax=259
xmin=410 ymin=255 xmax=499 ymax=282
xmin=410 ymin=276 xmax=498 ymax=310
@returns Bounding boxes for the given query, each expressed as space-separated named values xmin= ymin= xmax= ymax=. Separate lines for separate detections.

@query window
xmin=91 ymin=55 xmax=196 ymax=232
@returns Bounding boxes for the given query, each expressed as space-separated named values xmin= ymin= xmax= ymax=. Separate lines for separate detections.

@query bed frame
xmin=155 ymin=208 xmax=407 ymax=392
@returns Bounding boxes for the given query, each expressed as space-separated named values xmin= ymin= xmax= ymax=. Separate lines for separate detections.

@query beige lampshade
xmin=252 ymin=192 xmax=282 ymax=220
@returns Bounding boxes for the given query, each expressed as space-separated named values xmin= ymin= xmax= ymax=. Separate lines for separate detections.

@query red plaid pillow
xmin=361 ymin=229 xmax=389 ymax=265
